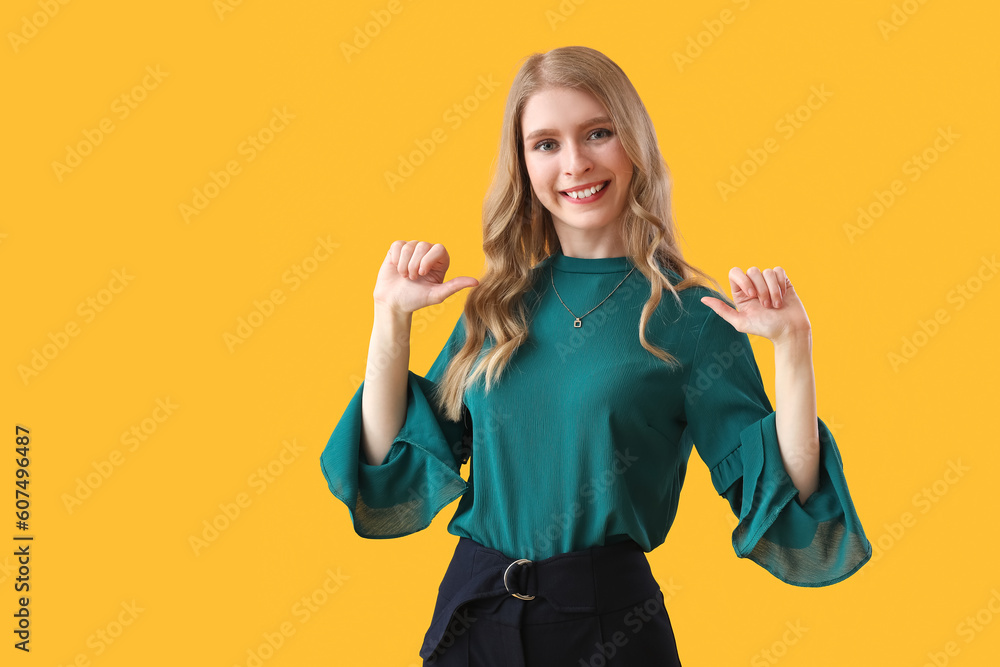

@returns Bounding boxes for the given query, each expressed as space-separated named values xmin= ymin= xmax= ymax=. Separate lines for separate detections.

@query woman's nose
xmin=562 ymin=142 xmax=594 ymax=175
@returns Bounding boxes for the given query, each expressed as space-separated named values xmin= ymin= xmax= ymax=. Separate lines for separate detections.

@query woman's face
xmin=520 ymin=86 xmax=633 ymax=252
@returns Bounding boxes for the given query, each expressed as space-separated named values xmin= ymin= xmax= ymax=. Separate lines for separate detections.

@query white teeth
xmin=565 ymin=181 xmax=606 ymax=199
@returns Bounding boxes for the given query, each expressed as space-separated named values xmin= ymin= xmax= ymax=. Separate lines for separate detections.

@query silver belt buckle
xmin=503 ymin=558 xmax=535 ymax=600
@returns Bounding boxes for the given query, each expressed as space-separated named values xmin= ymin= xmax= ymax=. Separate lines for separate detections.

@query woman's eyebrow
xmin=524 ymin=116 xmax=613 ymax=141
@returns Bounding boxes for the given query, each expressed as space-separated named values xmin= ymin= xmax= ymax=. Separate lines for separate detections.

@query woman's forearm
xmin=772 ymin=328 xmax=821 ymax=505
xmin=359 ymin=303 xmax=413 ymax=466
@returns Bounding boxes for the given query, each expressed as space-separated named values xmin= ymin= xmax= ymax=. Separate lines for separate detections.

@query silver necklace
xmin=550 ymin=264 xmax=635 ymax=328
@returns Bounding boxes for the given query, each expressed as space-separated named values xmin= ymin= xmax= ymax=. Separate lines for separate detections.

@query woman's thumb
xmin=439 ymin=276 xmax=479 ymax=300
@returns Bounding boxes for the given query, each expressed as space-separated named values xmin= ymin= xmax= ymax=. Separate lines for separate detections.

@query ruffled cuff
xmin=319 ymin=371 xmax=468 ymax=539
xmin=710 ymin=412 xmax=872 ymax=587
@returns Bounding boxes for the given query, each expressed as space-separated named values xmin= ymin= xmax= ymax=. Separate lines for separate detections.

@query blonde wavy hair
xmin=435 ymin=45 xmax=732 ymax=422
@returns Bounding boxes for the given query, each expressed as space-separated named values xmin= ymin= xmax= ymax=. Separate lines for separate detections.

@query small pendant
xmin=574 ymin=318 xmax=582 ymax=328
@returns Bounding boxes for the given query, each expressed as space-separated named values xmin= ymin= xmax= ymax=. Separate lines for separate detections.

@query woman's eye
xmin=532 ymin=129 xmax=612 ymax=152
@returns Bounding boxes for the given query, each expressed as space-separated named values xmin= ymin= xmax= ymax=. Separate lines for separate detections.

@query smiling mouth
xmin=560 ymin=180 xmax=610 ymax=201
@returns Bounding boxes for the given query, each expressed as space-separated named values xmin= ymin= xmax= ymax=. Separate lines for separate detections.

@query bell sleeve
xmin=682 ymin=298 xmax=872 ymax=587
xmin=319 ymin=313 xmax=469 ymax=539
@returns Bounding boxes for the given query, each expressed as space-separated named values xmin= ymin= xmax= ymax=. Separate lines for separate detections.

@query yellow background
xmin=3 ymin=0 xmax=999 ymax=665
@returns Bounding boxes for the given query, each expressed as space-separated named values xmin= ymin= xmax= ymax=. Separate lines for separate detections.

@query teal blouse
xmin=320 ymin=251 xmax=872 ymax=587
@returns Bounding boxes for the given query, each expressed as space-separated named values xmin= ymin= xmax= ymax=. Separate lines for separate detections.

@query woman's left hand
xmin=699 ymin=266 xmax=812 ymax=345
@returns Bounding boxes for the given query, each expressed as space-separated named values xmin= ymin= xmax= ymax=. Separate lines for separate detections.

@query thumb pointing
xmin=439 ymin=277 xmax=479 ymax=301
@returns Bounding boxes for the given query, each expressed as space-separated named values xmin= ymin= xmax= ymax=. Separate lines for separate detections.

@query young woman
xmin=321 ymin=46 xmax=872 ymax=666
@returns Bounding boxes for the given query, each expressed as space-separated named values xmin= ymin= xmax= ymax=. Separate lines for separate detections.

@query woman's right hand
xmin=373 ymin=240 xmax=480 ymax=315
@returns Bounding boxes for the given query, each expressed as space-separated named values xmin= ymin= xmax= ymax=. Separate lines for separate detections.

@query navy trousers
xmin=420 ymin=536 xmax=683 ymax=666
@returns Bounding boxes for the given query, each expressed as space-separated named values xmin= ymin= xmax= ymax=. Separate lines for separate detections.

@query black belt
xmin=419 ymin=536 xmax=660 ymax=661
